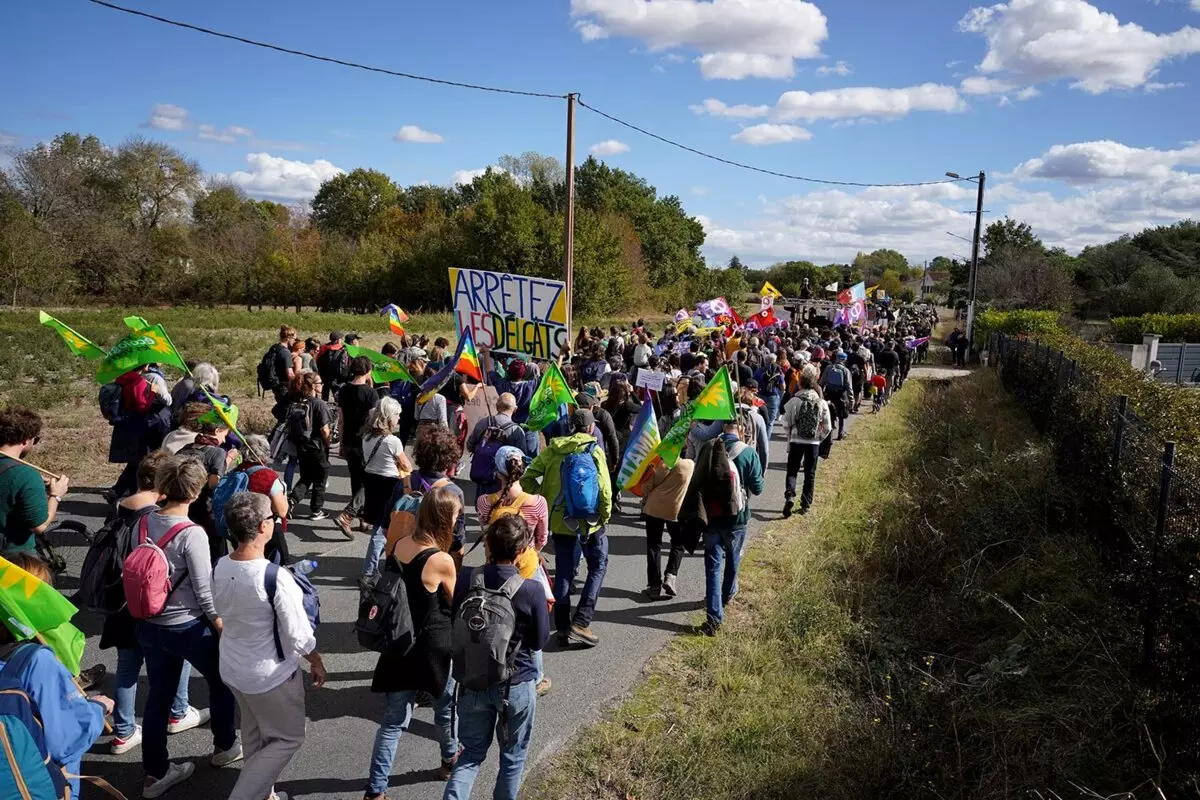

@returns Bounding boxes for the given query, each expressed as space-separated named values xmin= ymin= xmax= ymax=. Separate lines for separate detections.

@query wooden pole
xmin=563 ymin=93 xmax=577 ymax=343
xmin=1 ymin=454 xmax=61 ymax=482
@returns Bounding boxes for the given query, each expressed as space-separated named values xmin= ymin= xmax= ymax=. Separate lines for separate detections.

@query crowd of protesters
xmin=0 ymin=298 xmax=943 ymax=798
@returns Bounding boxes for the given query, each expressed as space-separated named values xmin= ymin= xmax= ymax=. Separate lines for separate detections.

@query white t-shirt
xmin=213 ymin=558 xmax=316 ymax=695
xmin=363 ymin=433 xmax=404 ymax=477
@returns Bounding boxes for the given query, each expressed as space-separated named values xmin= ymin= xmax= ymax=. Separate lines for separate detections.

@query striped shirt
xmin=475 ymin=492 xmax=549 ymax=551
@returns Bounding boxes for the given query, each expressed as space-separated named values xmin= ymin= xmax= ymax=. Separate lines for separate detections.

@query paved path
xmin=55 ymin=394 xmax=891 ymax=799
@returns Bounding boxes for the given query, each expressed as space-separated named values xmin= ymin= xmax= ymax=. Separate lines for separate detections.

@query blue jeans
xmin=113 ymin=645 xmax=191 ymax=738
xmin=136 ymin=618 xmax=238 ymax=779
xmin=363 ymin=525 xmax=387 ymax=577
xmin=284 ymin=456 xmax=299 ymax=491
xmin=551 ymin=529 xmax=609 ymax=632
xmin=443 ymin=680 xmax=537 ymax=800
xmin=533 ymin=650 xmax=544 ymax=683
xmin=703 ymin=524 xmax=748 ymax=626
xmin=762 ymin=394 xmax=782 ymax=432
xmin=366 ymin=675 xmax=458 ymax=795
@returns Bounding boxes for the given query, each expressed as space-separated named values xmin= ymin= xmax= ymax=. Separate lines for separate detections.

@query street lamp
xmin=947 ymin=170 xmax=986 ymax=350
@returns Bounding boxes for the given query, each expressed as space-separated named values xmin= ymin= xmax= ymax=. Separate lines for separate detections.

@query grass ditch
xmin=527 ymin=371 xmax=1156 ymax=800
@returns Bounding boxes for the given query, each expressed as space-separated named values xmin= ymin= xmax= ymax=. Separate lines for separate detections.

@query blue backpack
xmin=209 ymin=468 xmax=253 ymax=544
xmin=0 ymin=644 xmax=70 ymax=800
xmin=558 ymin=442 xmax=601 ymax=531
xmin=264 ymin=564 xmax=321 ymax=662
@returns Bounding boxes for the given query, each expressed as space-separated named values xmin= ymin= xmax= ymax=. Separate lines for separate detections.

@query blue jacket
xmin=0 ymin=643 xmax=106 ymax=797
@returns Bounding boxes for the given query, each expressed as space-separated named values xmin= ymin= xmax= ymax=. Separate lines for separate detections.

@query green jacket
xmin=521 ymin=433 xmax=613 ymax=536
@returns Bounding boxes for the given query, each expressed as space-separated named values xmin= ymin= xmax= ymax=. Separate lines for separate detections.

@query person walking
xmin=365 ymin=486 xmax=461 ymax=798
xmin=781 ymin=373 xmax=833 ymax=518
xmin=316 ymin=332 xmax=351 ymax=403
xmin=214 ymin=492 xmax=326 ymax=800
xmin=640 ymin=457 xmax=695 ymax=600
xmin=0 ymin=407 xmax=70 ymax=554
xmin=135 ymin=455 xmax=241 ymax=798
xmin=262 ymin=326 xmax=297 ymax=422
xmin=287 ymin=373 xmax=334 ymax=521
xmin=521 ymin=409 xmax=612 ymax=648
xmin=754 ymin=352 xmax=785 ymax=432
xmin=335 ymin=356 xmax=379 ymax=538
xmin=819 ymin=352 xmax=853 ymax=440
xmin=443 ymin=515 xmax=550 ymax=800
xmin=688 ymin=413 xmax=765 ymax=637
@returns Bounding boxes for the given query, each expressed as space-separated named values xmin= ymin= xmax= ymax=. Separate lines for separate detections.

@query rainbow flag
xmin=619 ymin=401 xmax=660 ymax=492
xmin=417 ymin=329 xmax=482 ymax=404
xmin=380 ymin=304 xmax=409 ymax=336
xmin=628 ymin=366 xmax=735 ymax=481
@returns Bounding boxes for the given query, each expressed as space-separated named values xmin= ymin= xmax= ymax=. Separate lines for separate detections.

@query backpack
xmin=701 ymin=439 xmax=747 ymax=519
xmin=72 ymin=506 xmax=155 ymax=615
xmin=318 ymin=347 xmax=350 ymax=385
xmin=209 ymin=466 xmax=271 ymax=547
xmin=0 ymin=644 xmax=71 ymax=800
xmin=825 ymin=364 xmax=848 ymax=391
xmin=384 ymin=474 xmax=450 ymax=556
xmin=581 ymin=360 xmax=606 ymax=385
xmin=286 ymin=400 xmax=313 ymax=446
xmin=736 ymin=406 xmax=759 ymax=456
xmin=470 ymin=423 xmax=518 ymax=484
xmin=557 ymin=442 xmax=601 ymax=531
xmin=98 ymin=382 xmax=124 ymax=424
xmin=257 ymin=344 xmax=283 ymax=392
xmin=789 ymin=393 xmax=822 ymax=440
xmin=264 ymin=563 xmax=321 ymax=661
xmin=763 ymin=365 xmax=784 ymax=393
xmin=123 ymin=517 xmax=193 ymax=620
xmin=354 ymin=565 xmax=414 ymax=655
xmin=451 ymin=570 xmax=525 ymax=691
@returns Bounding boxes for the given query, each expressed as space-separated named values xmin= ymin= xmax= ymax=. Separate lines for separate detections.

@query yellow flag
xmin=760 ymin=281 xmax=784 ymax=299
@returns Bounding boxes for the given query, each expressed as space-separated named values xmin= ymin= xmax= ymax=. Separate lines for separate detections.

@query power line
xmin=86 ymin=0 xmax=969 ymax=189
xmin=576 ymin=99 xmax=966 ymax=188
xmin=84 ymin=0 xmax=566 ymax=99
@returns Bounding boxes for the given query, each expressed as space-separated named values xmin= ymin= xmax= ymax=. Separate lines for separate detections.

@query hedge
xmin=974 ymin=309 xmax=1064 ymax=345
xmin=1111 ymin=314 xmax=1200 ymax=344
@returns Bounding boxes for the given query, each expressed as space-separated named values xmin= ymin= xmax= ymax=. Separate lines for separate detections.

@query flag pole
xmin=1 ymin=454 xmax=62 ymax=482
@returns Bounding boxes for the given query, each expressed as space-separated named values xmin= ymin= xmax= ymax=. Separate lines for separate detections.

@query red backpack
xmin=123 ymin=517 xmax=193 ymax=620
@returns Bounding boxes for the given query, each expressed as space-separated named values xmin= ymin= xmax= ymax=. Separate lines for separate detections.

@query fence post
xmin=1141 ymin=440 xmax=1176 ymax=674
xmin=1056 ymin=350 xmax=1065 ymax=390
xmin=1112 ymin=395 xmax=1130 ymax=469
xmin=1175 ymin=344 xmax=1186 ymax=384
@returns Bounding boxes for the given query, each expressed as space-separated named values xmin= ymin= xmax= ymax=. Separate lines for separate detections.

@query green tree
xmin=311 ymin=168 xmax=400 ymax=240
xmin=983 ymin=217 xmax=1043 ymax=260
xmin=852 ymin=248 xmax=910 ymax=283
xmin=111 ymin=136 xmax=202 ymax=230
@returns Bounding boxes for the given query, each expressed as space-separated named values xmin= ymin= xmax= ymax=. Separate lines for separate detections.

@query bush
xmin=1111 ymin=314 xmax=1200 ymax=344
xmin=973 ymin=309 xmax=1063 ymax=344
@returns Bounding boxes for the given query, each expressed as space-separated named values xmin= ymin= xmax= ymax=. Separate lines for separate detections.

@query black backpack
xmin=318 ymin=347 xmax=350 ymax=386
xmin=72 ymin=505 xmax=155 ymax=615
xmin=355 ymin=566 xmax=415 ymax=654
xmin=257 ymin=344 xmax=284 ymax=392
xmin=286 ymin=400 xmax=314 ymax=446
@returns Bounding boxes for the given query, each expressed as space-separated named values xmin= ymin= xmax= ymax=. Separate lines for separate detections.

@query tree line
xmin=0 ymin=134 xmax=747 ymax=316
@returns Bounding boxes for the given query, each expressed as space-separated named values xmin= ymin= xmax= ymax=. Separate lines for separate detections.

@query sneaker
xmin=643 ymin=585 xmax=663 ymax=601
xmin=310 ymin=510 xmax=328 ymax=521
xmin=699 ymin=619 xmax=721 ymax=637
xmin=143 ymin=762 xmax=195 ymax=798
xmin=663 ymin=573 xmax=678 ymax=598
xmin=110 ymin=725 xmax=142 ymax=755
xmin=568 ymin=624 xmax=600 ymax=648
xmin=536 ymin=677 xmax=553 ymax=697
xmin=211 ymin=742 xmax=244 ymax=767
xmin=556 ymin=630 xmax=570 ymax=648
xmin=334 ymin=513 xmax=355 ymax=539
xmin=800 ymin=505 xmax=810 ymax=516
xmin=78 ymin=663 xmax=106 ymax=691
xmin=167 ymin=706 xmax=210 ymax=735
xmin=782 ymin=499 xmax=794 ymax=519
xmin=436 ymin=747 xmax=463 ymax=780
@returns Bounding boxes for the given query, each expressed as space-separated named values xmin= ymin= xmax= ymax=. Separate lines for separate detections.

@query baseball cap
xmin=345 ymin=332 xmax=361 ymax=344
xmin=493 ymin=445 xmax=526 ymax=474
xmin=570 ymin=408 xmax=595 ymax=434
xmin=329 ymin=331 xmax=344 ymax=342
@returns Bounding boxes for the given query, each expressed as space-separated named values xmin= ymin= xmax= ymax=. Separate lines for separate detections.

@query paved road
xmin=55 ymin=395 xmax=884 ymax=799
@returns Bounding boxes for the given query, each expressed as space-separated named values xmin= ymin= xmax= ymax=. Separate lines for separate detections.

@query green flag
xmin=652 ymin=365 xmax=736 ymax=469
xmin=123 ymin=315 xmax=153 ymax=332
xmin=345 ymin=344 xmax=417 ymax=385
xmin=0 ymin=554 xmax=85 ymax=675
xmin=526 ymin=362 xmax=576 ymax=431
xmin=38 ymin=311 xmax=106 ymax=360
xmin=96 ymin=324 xmax=189 ymax=384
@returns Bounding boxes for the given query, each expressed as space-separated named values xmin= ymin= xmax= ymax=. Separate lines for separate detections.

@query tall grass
xmin=527 ymin=372 xmax=1156 ymax=800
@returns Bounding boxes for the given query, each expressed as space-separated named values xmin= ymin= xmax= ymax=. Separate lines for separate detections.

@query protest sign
xmin=635 ymin=369 xmax=665 ymax=392
xmin=449 ymin=267 xmax=569 ymax=360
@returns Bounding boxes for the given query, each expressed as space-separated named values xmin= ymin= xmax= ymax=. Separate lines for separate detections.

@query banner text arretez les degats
xmin=449 ymin=267 xmax=570 ymax=360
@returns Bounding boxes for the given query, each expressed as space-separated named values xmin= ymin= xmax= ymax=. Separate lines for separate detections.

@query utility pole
xmin=562 ymin=93 xmax=577 ymax=341
xmin=966 ymin=170 xmax=986 ymax=348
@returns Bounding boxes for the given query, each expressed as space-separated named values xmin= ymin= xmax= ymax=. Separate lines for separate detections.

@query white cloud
xmin=452 ymin=167 xmax=513 ymax=186
xmin=946 ymin=59 xmax=963 ymax=68
xmin=145 ymin=103 xmax=189 ymax=131
xmin=1009 ymin=140 xmax=1200 ymax=184
xmin=774 ymin=83 xmax=965 ymax=121
xmin=1193 ymin=0 xmax=1200 ymax=11
xmin=815 ymin=60 xmax=853 ymax=76
xmin=589 ymin=139 xmax=630 ymax=156
xmin=1145 ymin=81 xmax=1185 ymax=93
xmin=732 ymin=123 xmax=812 ymax=145
xmin=689 ymin=97 xmax=771 ymax=118
xmin=960 ymin=76 xmax=1016 ymax=95
xmin=958 ymin=0 xmax=1200 ymax=94
xmin=198 ymin=124 xmax=254 ymax=143
xmin=217 ymin=152 xmax=344 ymax=201
xmin=394 ymin=125 xmax=444 ymax=144
xmin=0 ymin=132 xmax=19 ymax=148
xmin=1015 ymin=86 xmax=1040 ymax=100
xmin=570 ymin=0 xmax=828 ymax=79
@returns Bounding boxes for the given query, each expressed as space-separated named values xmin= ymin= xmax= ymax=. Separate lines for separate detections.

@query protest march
xmin=0 ymin=277 xmax=940 ymax=800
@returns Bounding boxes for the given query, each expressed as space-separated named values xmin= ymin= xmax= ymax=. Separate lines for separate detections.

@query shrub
xmin=973 ymin=309 xmax=1063 ymax=344
xmin=1111 ymin=314 xmax=1200 ymax=344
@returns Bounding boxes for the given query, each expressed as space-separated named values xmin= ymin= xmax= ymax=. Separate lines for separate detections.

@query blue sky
xmin=2 ymin=0 xmax=1199 ymax=267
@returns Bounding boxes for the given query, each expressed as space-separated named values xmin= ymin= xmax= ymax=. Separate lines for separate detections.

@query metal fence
xmin=990 ymin=333 xmax=1200 ymax=756
xmin=1152 ymin=341 xmax=1200 ymax=385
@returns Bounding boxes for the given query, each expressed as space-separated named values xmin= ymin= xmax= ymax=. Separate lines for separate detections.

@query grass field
xmin=0 ymin=306 xmax=665 ymax=483
xmin=526 ymin=371 xmax=1152 ymax=800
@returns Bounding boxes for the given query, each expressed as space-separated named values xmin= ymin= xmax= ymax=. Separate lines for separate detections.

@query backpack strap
xmin=264 ymin=563 xmax=284 ymax=662
xmin=63 ymin=773 xmax=130 ymax=800
xmin=728 ymin=442 xmax=749 ymax=460
xmin=498 ymin=571 xmax=525 ymax=599
xmin=0 ymin=457 xmax=19 ymax=480
xmin=140 ymin=518 xmax=193 ymax=597
xmin=0 ymin=642 xmax=44 ymax=680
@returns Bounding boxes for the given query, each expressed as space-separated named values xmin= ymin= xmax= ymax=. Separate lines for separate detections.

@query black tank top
xmin=370 ymin=547 xmax=453 ymax=695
